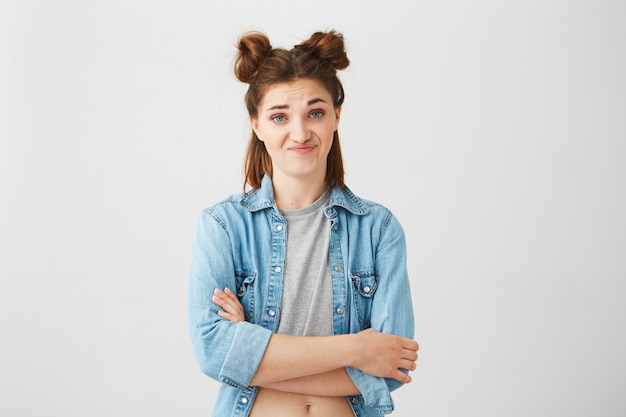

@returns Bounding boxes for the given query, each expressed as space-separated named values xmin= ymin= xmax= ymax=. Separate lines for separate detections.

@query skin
xmin=211 ymin=79 xmax=419 ymax=413
xmin=250 ymin=79 xmax=340 ymax=210
xmin=213 ymin=288 xmax=419 ymax=390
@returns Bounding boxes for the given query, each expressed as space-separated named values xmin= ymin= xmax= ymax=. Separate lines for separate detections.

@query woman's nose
xmin=289 ymin=119 xmax=311 ymax=142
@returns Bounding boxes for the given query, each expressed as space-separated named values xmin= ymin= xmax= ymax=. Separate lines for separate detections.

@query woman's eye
xmin=310 ymin=111 xmax=324 ymax=119
xmin=272 ymin=115 xmax=286 ymax=123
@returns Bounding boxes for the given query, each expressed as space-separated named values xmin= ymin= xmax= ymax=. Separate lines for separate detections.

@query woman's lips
xmin=289 ymin=144 xmax=316 ymax=154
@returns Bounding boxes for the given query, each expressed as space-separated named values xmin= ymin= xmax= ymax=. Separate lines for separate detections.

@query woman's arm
xmin=263 ymin=368 xmax=360 ymax=396
xmin=213 ymin=288 xmax=359 ymax=395
xmin=212 ymin=288 xmax=418 ymax=390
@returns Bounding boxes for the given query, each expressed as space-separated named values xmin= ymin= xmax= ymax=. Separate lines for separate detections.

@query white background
xmin=1 ymin=0 xmax=625 ymax=416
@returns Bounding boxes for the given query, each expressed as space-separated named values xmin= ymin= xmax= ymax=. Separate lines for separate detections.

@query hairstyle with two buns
xmin=234 ymin=30 xmax=350 ymax=190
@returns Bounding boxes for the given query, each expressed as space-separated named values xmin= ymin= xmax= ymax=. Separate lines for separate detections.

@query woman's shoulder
xmin=199 ymin=186 xmax=275 ymax=220
xmin=337 ymin=185 xmax=405 ymax=232
xmin=334 ymin=184 xmax=391 ymax=214
xmin=202 ymin=191 xmax=244 ymax=209
xmin=197 ymin=191 xmax=249 ymax=221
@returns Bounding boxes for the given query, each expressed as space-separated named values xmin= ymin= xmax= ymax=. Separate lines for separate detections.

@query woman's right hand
xmin=352 ymin=328 xmax=419 ymax=383
xmin=212 ymin=287 xmax=246 ymax=322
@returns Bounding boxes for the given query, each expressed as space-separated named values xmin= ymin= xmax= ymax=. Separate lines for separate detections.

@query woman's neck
xmin=272 ymin=175 xmax=328 ymax=210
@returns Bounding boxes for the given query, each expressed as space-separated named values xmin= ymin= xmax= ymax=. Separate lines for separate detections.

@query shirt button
xmin=351 ymin=397 xmax=359 ymax=404
xmin=333 ymin=224 xmax=339 ymax=230
xmin=241 ymin=397 xmax=248 ymax=404
xmin=334 ymin=265 xmax=342 ymax=271
xmin=363 ymin=286 xmax=371 ymax=293
xmin=268 ymin=309 xmax=276 ymax=317
xmin=276 ymin=225 xmax=283 ymax=232
xmin=274 ymin=266 xmax=282 ymax=273
xmin=336 ymin=307 xmax=344 ymax=314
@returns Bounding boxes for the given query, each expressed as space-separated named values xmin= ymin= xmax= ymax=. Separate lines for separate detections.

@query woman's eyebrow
xmin=307 ymin=98 xmax=327 ymax=106
xmin=266 ymin=104 xmax=288 ymax=111
xmin=265 ymin=98 xmax=328 ymax=112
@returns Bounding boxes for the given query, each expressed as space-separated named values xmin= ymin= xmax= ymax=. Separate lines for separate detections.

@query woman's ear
xmin=250 ymin=116 xmax=262 ymax=141
xmin=334 ymin=106 xmax=342 ymax=131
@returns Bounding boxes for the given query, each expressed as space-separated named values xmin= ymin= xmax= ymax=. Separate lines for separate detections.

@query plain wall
xmin=1 ymin=0 xmax=625 ymax=416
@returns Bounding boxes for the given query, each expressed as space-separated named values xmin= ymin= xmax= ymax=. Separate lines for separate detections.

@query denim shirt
xmin=188 ymin=175 xmax=414 ymax=417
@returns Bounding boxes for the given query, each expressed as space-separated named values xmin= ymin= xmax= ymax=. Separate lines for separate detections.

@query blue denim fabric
xmin=188 ymin=175 xmax=414 ymax=416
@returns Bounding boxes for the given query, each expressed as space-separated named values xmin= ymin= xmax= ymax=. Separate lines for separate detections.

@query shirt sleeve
xmin=346 ymin=211 xmax=415 ymax=413
xmin=188 ymin=208 xmax=273 ymax=390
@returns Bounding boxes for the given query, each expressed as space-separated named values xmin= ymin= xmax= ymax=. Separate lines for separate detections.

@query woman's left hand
xmin=212 ymin=287 xmax=246 ymax=322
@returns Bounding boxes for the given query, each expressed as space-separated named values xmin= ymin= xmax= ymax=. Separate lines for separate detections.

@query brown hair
xmin=234 ymin=30 xmax=350 ymax=190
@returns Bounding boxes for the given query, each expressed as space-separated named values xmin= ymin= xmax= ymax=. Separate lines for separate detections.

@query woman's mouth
xmin=289 ymin=144 xmax=316 ymax=154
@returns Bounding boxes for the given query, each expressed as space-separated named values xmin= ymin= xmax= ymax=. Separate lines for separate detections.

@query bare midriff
xmin=249 ymin=388 xmax=355 ymax=417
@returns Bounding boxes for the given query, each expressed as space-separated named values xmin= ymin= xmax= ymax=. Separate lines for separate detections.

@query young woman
xmin=188 ymin=30 xmax=419 ymax=417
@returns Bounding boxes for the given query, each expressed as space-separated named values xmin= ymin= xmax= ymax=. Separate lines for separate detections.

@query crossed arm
xmin=212 ymin=287 xmax=419 ymax=396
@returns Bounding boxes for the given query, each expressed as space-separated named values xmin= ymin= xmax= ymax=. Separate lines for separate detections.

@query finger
xmin=399 ymin=359 xmax=417 ymax=371
xmin=224 ymin=290 xmax=241 ymax=305
xmin=212 ymin=291 xmax=229 ymax=306
xmin=402 ymin=349 xmax=418 ymax=362
xmin=402 ymin=339 xmax=419 ymax=351
xmin=215 ymin=296 xmax=239 ymax=313
xmin=212 ymin=295 xmax=240 ymax=316
xmin=213 ymin=288 xmax=227 ymax=302
xmin=392 ymin=369 xmax=412 ymax=384
xmin=212 ymin=293 xmax=226 ymax=307
xmin=217 ymin=310 xmax=241 ymax=322
xmin=214 ymin=287 xmax=236 ymax=298
xmin=221 ymin=288 xmax=244 ymax=312
xmin=213 ymin=288 xmax=236 ymax=305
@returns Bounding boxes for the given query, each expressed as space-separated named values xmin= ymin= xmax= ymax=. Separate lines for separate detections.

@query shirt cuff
xmin=346 ymin=366 xmax=394 ymax=413
xmin=219 ymin=321 xmax=273 ymax=389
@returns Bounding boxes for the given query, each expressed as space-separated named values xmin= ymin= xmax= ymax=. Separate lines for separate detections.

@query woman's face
xmin=251 ymin=79 xmax=341 ymax=184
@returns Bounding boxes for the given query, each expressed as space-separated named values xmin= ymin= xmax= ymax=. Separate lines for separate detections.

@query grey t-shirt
xmin=276 ymin=190 xmax=333 ymax=336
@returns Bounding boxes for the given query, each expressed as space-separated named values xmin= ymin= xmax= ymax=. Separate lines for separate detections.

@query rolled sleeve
xmin=219 ymin=321 xmax=272 ymax=389
xmin=346 ymin=367 xmax=394 ymax=413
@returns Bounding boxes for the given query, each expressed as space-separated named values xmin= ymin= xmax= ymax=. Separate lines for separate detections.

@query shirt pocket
xmin=350 ymin=269 xmax=379 ymax=329
xmin=235 ymin=271 xmax=257 ymax=321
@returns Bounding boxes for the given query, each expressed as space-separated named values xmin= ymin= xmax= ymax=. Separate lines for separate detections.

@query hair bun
xmin=296 ymin=30 xmax=350 ymax=71
xmin=234 ymin=32 xmax=273 ymax=83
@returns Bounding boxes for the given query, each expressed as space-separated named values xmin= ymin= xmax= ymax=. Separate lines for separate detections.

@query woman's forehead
xmin=259 ymin=79 xmax=332 ymax=109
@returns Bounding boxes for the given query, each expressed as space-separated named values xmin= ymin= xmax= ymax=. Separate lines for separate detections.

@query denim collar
xmin=239 ymin=174 xmax=369 ymax=216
